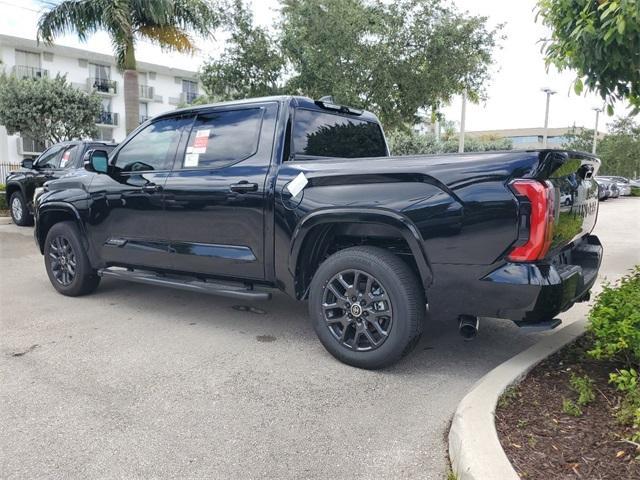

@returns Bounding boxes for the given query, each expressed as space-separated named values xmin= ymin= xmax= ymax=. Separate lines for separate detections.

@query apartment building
xmin=0 ymin=34 xmax=202 ymax=164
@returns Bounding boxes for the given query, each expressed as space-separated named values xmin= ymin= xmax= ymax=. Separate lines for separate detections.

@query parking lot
xmin=1 ymin=198 xmax=638 ymax=480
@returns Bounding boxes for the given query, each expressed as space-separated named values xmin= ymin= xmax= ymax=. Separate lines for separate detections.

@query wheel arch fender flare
xmin=36 ymin=202 xmax=89 ymax=254
xmin=5 ymin=180 xmax=25 ymax=203
xmin=289 ymin=208 xmax=433 ymax=290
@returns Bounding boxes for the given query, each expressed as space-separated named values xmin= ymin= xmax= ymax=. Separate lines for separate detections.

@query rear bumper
xmin=427 ymin=235 xmax=602 ymax=324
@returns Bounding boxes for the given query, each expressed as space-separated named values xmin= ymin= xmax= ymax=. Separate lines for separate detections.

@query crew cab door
xmin=161 ymin=102 xmax=279 ymax=280
xmin=87 ymin=116 xmax=191 ymax=269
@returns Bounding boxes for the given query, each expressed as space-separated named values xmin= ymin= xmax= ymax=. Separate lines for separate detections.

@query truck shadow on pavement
xmin=94 ymin=277 xmax=545 ymax=378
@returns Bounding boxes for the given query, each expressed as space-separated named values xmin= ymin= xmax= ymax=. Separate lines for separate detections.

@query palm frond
xmin=137 ymin=25 xmax=196 ymax=54
xmin=37 ymin=0 xmax=107 ymax=44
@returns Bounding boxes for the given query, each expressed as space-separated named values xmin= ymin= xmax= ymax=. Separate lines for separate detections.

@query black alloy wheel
xmin=48 ymin=235 xmax=78 ymax=286
xmin=322 ymin=269 xmax=393 ymax=351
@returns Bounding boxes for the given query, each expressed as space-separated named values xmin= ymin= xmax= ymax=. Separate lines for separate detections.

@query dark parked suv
xmin=33 ymin=96 xmax=602 ymax=368
xmin=5 ymin=140 xmax=117 ymax=226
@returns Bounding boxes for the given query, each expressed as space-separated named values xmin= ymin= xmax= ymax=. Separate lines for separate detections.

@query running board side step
xmin=97 ymin=268 xmax=272 ymax=300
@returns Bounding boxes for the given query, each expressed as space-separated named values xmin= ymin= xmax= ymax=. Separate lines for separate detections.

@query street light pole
xmin=541 ymin=87 xmax=556 ymax=148
xmin=458 ymin=90 xmax=467 ymax=153
xmin=592 ymin=106 xmax=603 ymax=154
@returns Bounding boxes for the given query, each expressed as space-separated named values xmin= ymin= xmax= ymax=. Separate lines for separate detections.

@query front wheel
xmin=44 ymin=221 xmax=100 ymax=296
xmin=9 ymin=191 xmax=33 ymax=226
xmin=309 ymin=246 xmax=425 ymax=369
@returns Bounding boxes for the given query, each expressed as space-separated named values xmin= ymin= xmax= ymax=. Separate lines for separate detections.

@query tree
xmin=37 ymin=0 xmax=222 ymax=134
xmin=280 ymin=0 xmax=501 ymax=130
xmin=200 ymin=0 xmax=284 ymax=100
xmin=537 ymin=0 xmax=640 ymax=113
xmin=387 ymin=129 xmax=512 ymax=155
xmin=564 ymin=116 xmax=640 ymax=177
xmin=0 ymin=74 xmax=101 ymax=145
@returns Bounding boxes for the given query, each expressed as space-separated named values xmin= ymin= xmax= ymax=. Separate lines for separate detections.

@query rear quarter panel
xmin=273 ymin=151 xmax=542 ymax=294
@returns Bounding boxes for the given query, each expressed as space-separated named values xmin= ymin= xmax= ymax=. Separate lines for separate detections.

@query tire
xmin=44 ymin=221 xmax=100 ymax=296
xmin=309 ymin=246 xmax=425 ymax=369
xmin=9 ymin=191 xmax=33 ymax=226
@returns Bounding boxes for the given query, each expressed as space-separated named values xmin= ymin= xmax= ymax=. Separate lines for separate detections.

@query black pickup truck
xmin=33 ymin=96 xmax=602 ymax=369
xmin=5 ymin=140 xmax=116 ymax=226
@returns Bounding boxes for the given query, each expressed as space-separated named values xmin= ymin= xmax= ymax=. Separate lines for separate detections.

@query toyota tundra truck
xmin=33 ymin=95 xmax=602 ymax=369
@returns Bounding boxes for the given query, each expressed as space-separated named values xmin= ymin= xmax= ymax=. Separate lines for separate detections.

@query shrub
xmin=609 ymin=368 xmax=640 ymax=441
xmin=387 ymin=129 xmax=513 ymax=156
xmin=588 ymin=266 xmax=640 ymax=370
xmin=570 ymin=373 xmax=595 ymax=406
xmin=562 ymin=398 xmax=582 ymax=417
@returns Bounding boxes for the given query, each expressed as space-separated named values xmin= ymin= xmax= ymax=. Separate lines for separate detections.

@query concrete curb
xmin=449 ymin=319 xmax=587 ymax=480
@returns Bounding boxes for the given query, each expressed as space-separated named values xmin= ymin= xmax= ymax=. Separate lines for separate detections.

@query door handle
xmin=141 ymin=183 xmax=162 ymax=193
xmin=230 ymin=181 xmax=258 ymax=193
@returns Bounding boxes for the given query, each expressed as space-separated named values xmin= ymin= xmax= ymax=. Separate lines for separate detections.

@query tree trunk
xmin=123 ymin=69 xmax=140 ymax=135
xmin=122 ymin=39 xmax=139 ymax=135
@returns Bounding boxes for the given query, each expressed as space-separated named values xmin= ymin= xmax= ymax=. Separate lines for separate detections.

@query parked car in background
xmin=596 ymin=181 xmax=608 ymax=201
xmin=5 ymin=141 xmax=117 ymax=226
xmin=596 ymin=178 xmax=620 ymax=200
xmin=597 ymin=176 xmax=631 ymax=196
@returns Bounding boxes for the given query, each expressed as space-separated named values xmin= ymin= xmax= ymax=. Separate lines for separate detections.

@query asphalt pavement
xmin=1 ymin=198 xmax=638 ymax=479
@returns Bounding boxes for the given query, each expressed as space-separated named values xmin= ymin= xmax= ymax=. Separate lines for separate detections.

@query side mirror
xmin=21 ymin=158 xmax=34 ymax=169
xmin=84 ymin=149 xmax=109 ymax=174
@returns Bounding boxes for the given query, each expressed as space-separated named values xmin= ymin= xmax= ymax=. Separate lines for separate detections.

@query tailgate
xmin=539 ymin=151 xmax=601 ymax=254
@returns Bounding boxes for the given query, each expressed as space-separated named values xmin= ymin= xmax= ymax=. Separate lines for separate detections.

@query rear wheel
xmin=309 ymin=246 xmax=425 ymax=369
xmin=44 ymin=221 xmax=100 ymax=296
xmin=9 ymin=191 xmax=33 ymax=226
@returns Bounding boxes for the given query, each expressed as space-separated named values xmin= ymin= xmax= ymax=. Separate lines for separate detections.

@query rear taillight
xmin=508 ymin=180 xmax=555 ymax=262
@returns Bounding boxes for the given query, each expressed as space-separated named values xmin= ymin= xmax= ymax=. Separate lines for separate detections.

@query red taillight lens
xmin=508 ymin=180 xmax=555 ymax=262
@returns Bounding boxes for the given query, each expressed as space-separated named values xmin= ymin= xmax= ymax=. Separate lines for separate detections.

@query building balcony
xmin=12 ymin=65 xmax=48 ymax=80
xmin=97 ymin=111 xmax=119 ymax=126
xmin=139 ymin=84 xmax=154 ymax=100
xmin=88 ymin=77 xmax=118 ymax=95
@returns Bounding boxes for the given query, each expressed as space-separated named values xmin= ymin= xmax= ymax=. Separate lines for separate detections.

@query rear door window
xmin=292 ymin=109 xmax=387 ymax=159
xmin=179 ymin=108 xmax=264 ymax=170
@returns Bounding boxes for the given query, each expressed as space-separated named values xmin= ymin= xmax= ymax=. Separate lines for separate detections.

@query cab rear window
xmin=292 ymin=109 xmax=387 ymax=159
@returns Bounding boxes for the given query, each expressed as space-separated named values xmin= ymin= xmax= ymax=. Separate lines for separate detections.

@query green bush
xmin=631 ymin=186 xmax=640 ymax=197
xmin=588 ymin=266 xmax=640 ymax=369
xmin=609 ymin=368 xmax=640 ymax=441
xmin=570 ymin=373 xmax=595 ymax=406
xmin=387 ymin=130 xmax=513 ymax=156
xmin=562 ymin=398 xmax=582 ymax=417
xmin=0 ymin=184 xmax=6 ymax=211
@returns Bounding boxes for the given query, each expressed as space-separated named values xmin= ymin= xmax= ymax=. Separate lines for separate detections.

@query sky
xmin=0 ymin=0 xmax=631 ymax=133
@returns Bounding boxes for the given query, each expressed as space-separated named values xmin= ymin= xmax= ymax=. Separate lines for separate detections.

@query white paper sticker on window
xmin=184 ymin=153 xmax=199 ymax=167
xmin=286 ymin=172 xmax=308 ymax=198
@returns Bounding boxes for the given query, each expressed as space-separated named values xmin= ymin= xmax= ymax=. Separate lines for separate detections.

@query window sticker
xmin=190 ymin=128 xmax=210 ymax=154
xmin=184 ymin=153 xmax=200 ymax=167
xmin=60 ymin=150 xmax=71 ymax=167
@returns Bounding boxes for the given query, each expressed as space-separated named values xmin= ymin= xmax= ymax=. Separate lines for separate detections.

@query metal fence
xmin=0 ymin=163 xmax=21 ymax=183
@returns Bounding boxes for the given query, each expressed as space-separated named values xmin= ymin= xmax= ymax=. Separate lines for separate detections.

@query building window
xmin=182 ymin=79 xmax=198 ymax=103
xmin=139 ymin=102 xmax=149 ymax=124
xmin=511 ymin=136 xmax=540 ymax=145
xmin=89 ymin=63 xmax=114 ymax=93
xmin=94 ymin=127 xmax=114 ymax=142
xmin=21 ymin=134 xmax=46 ymax=154
xmin=14 ymin=50 xmax=46 ymax=79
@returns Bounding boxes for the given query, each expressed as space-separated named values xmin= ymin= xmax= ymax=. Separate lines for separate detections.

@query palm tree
xmin=37 ymin=0 xmax=221 ymax=134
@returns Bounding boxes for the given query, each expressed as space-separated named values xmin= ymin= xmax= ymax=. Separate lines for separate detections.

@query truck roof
xmin=155 ymin=95 xmax=381 ymax=124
